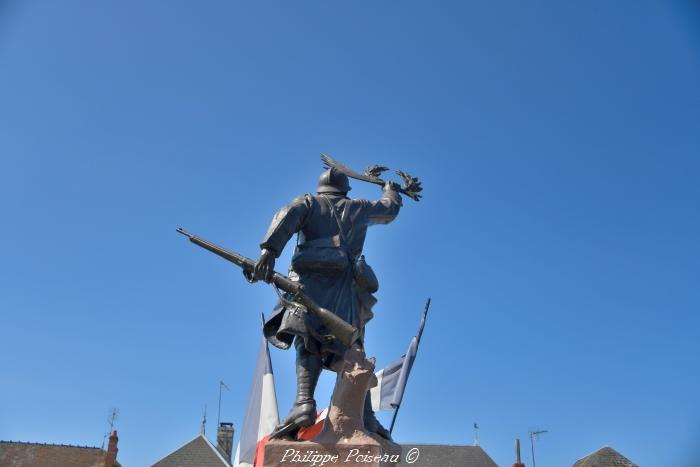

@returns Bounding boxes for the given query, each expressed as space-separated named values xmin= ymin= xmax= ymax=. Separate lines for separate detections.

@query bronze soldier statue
xmin=252 ymin=167 xmax=403 ymax=440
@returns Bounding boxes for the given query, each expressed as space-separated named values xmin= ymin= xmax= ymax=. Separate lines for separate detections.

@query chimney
xmin=217 ymin=422 xmax=234 ymax=463
xmin=105 ymin=431 xmax=118 ymax=467
xmin=512 ymin=438 xmax=525 ymax=467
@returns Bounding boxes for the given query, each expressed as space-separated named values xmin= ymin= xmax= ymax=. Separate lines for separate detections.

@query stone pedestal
xmin=264 ymin=346 xmax=401 ymax=467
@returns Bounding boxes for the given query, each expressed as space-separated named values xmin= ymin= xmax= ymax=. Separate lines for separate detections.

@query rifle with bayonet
xmin=176 ymin=227 xmax=360 ymax=347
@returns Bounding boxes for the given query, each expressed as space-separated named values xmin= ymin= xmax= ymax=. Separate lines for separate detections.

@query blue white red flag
xmin=233 ymin=330 xmax=279 ymax=467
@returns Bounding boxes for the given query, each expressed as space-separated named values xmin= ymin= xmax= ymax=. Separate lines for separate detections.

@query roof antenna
xmin=102 ymin=408 xmax=119 ymax=449
xmin=217 ymin=380 xmax=230 ymax=427
xmin=529 ymin=429 xmax=548 ymax=467
xmin=200 ymin=404 xmax=207 ymax=435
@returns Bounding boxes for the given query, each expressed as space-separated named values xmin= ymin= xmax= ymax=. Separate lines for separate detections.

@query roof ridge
xmin=149 ymin=434 xmax=205 ymax=467
xmin=201 ymin=433 xmax=232 ymax=466
xmin=0 ymin=440 xmax=102 ymax=450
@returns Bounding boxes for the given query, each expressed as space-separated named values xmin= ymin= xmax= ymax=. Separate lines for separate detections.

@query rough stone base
xmin=264 ymin=438 xmax=402 ymax=467
xmin=264 ymin=346 xmax=401 ymax=466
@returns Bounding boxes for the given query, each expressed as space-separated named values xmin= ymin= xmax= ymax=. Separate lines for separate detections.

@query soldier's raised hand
xmin=383 ymin=181 xmax=400 ymax=192
xmin=253 ymin=248 xmax=276 ymax=283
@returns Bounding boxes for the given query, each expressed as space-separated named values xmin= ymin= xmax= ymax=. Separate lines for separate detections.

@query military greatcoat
xmin=260 ymin=187 xmax=401 ymax=361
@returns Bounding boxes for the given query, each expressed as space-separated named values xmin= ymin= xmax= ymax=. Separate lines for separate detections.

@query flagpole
xmin=417 ymin=298 xmax=430 ymax=344
xmin=389 ymin=405 xmax=400 ymax=434
xmin=388 ymin=298 xmax=431 ymax=435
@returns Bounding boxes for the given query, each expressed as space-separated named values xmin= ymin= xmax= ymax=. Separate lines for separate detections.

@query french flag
xmin=233 ymin=331 xmax=279 ymax=467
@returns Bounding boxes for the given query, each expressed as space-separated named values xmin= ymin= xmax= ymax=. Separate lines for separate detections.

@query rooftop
xmin=0 ymin=440 xmax=120 ymax=467
xmin=151 ymin=434 xmax=231 ymax=467
xmin=573 ymin=446 xmax=639 ymax=467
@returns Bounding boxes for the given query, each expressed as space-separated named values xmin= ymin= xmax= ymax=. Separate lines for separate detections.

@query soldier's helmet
xmin=317 ymin=168 xmax=351 ymax=194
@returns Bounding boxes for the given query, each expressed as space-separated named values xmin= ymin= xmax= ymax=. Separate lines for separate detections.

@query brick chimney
xmin=216 ymin=422 xmax=234 ymax=463
xmin=512 ymin=438 xmax=525 ymax=467
xmin=105 ymin=431 xmax=118 ymax=467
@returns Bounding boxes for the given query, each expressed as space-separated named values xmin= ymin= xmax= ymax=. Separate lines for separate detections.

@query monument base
xmin=264 ymin=346 xmax=400 ymax=466
xmin=264 ymin=438 xmax=401 ymax=467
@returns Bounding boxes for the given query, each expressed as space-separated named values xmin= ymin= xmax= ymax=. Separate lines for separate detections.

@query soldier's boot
xmin=269 ymin=347 xmax=322 ymax=440
xmin=363 ymin=391 xmax=392 ymax=440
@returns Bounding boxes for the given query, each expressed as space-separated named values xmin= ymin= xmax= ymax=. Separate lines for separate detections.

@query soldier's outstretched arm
xmin=366 ymin=181 xmax=402 ymax=226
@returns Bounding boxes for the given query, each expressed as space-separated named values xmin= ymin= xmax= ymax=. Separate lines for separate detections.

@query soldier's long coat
xmin=260 ymin=188 xmax=401 ymax=362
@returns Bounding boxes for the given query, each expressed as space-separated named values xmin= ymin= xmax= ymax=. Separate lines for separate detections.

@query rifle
xmin=176 ymin=227 xmax=360 ymax=347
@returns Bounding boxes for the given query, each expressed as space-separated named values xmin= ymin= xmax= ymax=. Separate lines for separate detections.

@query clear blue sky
xmin=1 ymin=1 xmax=699 ymax=466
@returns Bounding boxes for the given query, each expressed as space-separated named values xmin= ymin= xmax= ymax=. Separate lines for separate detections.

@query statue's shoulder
xmin=289 ymin=193 xmax=315 ymax=205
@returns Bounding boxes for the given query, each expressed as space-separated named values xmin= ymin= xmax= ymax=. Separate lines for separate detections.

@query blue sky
xmin=1 ymin=1 xmax=699 ymax=466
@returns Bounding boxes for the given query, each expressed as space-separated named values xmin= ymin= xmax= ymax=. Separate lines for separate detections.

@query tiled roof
xmin=397 ymin=444 xmax=498 ymax=467
xmin=0 ymin=441 xmax=120 ymax=467
xmin=573 ymin=446 xmax=638 ymax=467
xmin=151 ymin=434 xmax=230 ymax=467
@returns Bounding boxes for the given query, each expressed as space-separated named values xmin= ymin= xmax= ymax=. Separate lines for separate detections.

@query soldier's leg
xmin=270 ymin=339 xmax=323 ymax=439
xmin=294 ymin=340 xmax=323 ymax=407
xmin=353 ymin=331 xmax=391 ymax=438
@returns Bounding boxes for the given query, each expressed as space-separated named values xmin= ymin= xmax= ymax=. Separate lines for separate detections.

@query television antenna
xmin=529 ymin=429 xmax=548 ymax=467
xmin=217 ymin=380 xmax=230 ymax=427
xmin=101 ymin=408 xmax=119 ymax=449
